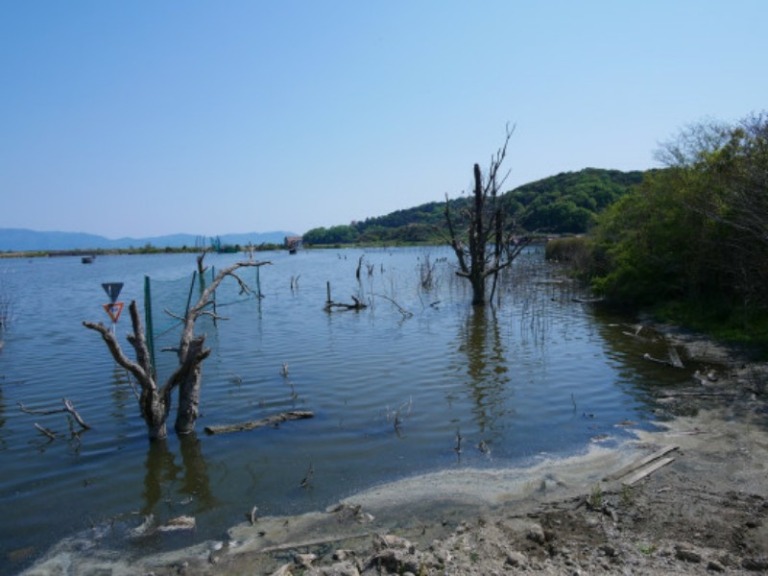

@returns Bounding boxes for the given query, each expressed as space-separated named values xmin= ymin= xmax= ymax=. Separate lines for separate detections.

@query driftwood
xmin=204 ymin=410 xmax=314 ymax=435
xmin=621 ymin=456 xmax=676 ymax=486
xmin=324 ymin=281 xmax=367 ymax=312
xmin=604 ymin=444 xmax=679 ymax=482
xmin=625 ymin=325 xmax=684 ymax=369
xmin=573 ymin=297 xmax=605 ymax=304
xmin=324 ymin=296 xmax=367 ymax=312
xmin=34 ymin=423 xmax=57 ymax=440
xmin=642 ymin=347 xmax=685 ymax=368
xmin=622 ymin=324 xmax=653 ymax=343
xmin=19 ymin=398 xmax=91 ymax=430
xmin=667 ymin=347 xmax=684 ymax=368
xmin=623 ymin=332 xmax=652 ymax=343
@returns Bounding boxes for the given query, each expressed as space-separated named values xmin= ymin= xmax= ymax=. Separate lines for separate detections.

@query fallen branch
xmin=373 ymin=293 xmax=413 ymax=318
xmin=642 ymin=347 xmax=685 ymax=369
xmin=19 ymin=398 xmax=92 ymax=430
xmin=34 ymin=423 xmax=57 ymax=440
xmin=324 ymin=282 xmax=367 ymax=312
xmin=324 ymin=296 xmax=367 ymax=312
xmin=204 ymin=410 xmax=314 ymax=435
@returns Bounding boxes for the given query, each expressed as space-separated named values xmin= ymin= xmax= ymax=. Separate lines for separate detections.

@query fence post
xmin=144 ymin=275 xmax=157 ymax=378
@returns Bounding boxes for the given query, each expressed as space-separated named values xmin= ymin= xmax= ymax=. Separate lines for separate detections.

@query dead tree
xmin=445 ymin=125 xmax=530 ymax=305
xmin=84 ymin=260 xmax=270 ymax=441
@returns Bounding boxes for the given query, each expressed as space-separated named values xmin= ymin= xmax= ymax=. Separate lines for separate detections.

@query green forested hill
xmin=302 ymin=167 xmax=650 ymax=244
xmin=509 ymin=168 xmax=647 ymax=233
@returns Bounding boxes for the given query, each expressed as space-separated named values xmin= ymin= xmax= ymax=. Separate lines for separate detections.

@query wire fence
xmin=143 ymin=265 xmax=264 ymax=380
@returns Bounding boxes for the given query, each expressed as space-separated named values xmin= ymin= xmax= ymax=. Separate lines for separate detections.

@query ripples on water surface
xmin=0 ymin=246 xmax=685 ymax=572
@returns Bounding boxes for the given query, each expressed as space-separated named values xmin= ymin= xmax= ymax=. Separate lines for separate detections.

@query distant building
xmin=285 ymin=236 xmax=303 ymax=253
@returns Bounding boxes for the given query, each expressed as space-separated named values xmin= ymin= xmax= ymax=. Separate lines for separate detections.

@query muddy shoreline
xmin=21 ymin=327 xmax=768 ymax=575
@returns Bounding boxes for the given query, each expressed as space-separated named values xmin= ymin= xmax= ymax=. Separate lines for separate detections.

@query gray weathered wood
xmin=604 ymin=445 xmax=679 ymax=482
xmin=621 ymin=456 xmax=675 ymax=486
xmin=667 ymin=346 xmax=684 ymax=368
xmin=204 ymin=410 xmax=314 ymax=435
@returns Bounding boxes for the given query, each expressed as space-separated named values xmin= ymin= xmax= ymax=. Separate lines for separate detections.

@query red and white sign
xmin=103 ymin=302 xmax=124 ymax=323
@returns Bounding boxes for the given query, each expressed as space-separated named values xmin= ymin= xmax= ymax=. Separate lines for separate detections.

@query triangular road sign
xmin=102 ymin=283 xmax=124 ymax=304
xmin=103 ymin=302 xmax=124 ymax=323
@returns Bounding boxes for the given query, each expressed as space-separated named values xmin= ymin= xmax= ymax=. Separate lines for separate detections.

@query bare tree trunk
xmin=445 ymin=125 xmax=529 ymax=306
xmin=174 ymin=335 xmax=208 ymax=435
xmin=85 ymin=299 xmax=170 ymax=439
xmin=142 ymin=385 xmax=172 ymax=440
xmin=84 ymin=260 xmax=270 ymax=440
xmin=468 ymin=163 xmax=487 ymax=306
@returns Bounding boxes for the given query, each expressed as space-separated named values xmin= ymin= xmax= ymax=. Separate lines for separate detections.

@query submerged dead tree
xmin=445 ymin=125 xmax=530 ymax=305
xmin=84 ymin=260 xmax=270 ymax=440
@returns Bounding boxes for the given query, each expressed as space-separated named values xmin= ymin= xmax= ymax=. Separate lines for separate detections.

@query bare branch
xmin=19 ymin=398 xmax=91 ymax=430
xmin=83 ymin=319 xmax=150 ymax=387
xmin=373 ymin=293 xmax=413 ymax=318
xmin=35 ymin=423 xmax=57 ymax=440
xmin=444 ymin=124 xmax=525 ymax=305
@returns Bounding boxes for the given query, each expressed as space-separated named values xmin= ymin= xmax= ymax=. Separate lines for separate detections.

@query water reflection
xmin=142 ymin=440 xmax=181 ymax=515
xmin=590 ymin=311 xmax=696 ymax=410
xmin=110 ymin=366 xmax=132 ymax=424
xmin=141 ymin=433 xmax=215 ymax=517
xmin=178 ymin=434 xmax=215 ymax=510
xmin=0 ymin=385 xmax=6 ymax=450
xmin=457 ymin=307 xmax=511 ymax=434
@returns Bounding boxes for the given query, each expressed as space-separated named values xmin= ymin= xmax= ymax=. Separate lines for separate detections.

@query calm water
xmin=0 ymin=246 xmax=686 ymax=573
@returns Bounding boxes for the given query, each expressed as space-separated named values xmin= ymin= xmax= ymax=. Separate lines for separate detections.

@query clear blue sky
xmin=1 ymin=1 xmax=766 ymax=238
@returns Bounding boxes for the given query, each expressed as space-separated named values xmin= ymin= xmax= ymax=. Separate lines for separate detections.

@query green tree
xmin=303 ymin=225 xmax=359 ymax=245
xmin=590 ymin=112 xmax=768 ymax=317
xmin=589 ymin=169 xmax=706 ymax=305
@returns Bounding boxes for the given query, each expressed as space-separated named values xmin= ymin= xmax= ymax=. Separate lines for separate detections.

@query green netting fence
xmin=143 ymin=265 xmax=263 ymax=380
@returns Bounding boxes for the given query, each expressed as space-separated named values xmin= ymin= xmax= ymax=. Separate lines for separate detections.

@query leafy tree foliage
xmin=357 ymin=201 xmax=447 ymax=231
xmin=303 ymin=225 xmax=360 ymax=245
xmin=589 ymin=113 xmax=768 ymax=328
xmin=509 ymin=168 xmax=646 ymax=233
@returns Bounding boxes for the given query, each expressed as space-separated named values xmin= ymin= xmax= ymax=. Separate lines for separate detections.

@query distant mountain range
xmin=0 ymin=228 xmax=296 ymax=252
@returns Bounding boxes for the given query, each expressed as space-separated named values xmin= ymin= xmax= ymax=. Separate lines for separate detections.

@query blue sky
xmin=1 ymin=1 xmax=766 ymax=238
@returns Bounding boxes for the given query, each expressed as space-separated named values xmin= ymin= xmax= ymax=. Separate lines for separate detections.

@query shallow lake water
xmin=0 ymin=246 xmax=690 ymax=573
